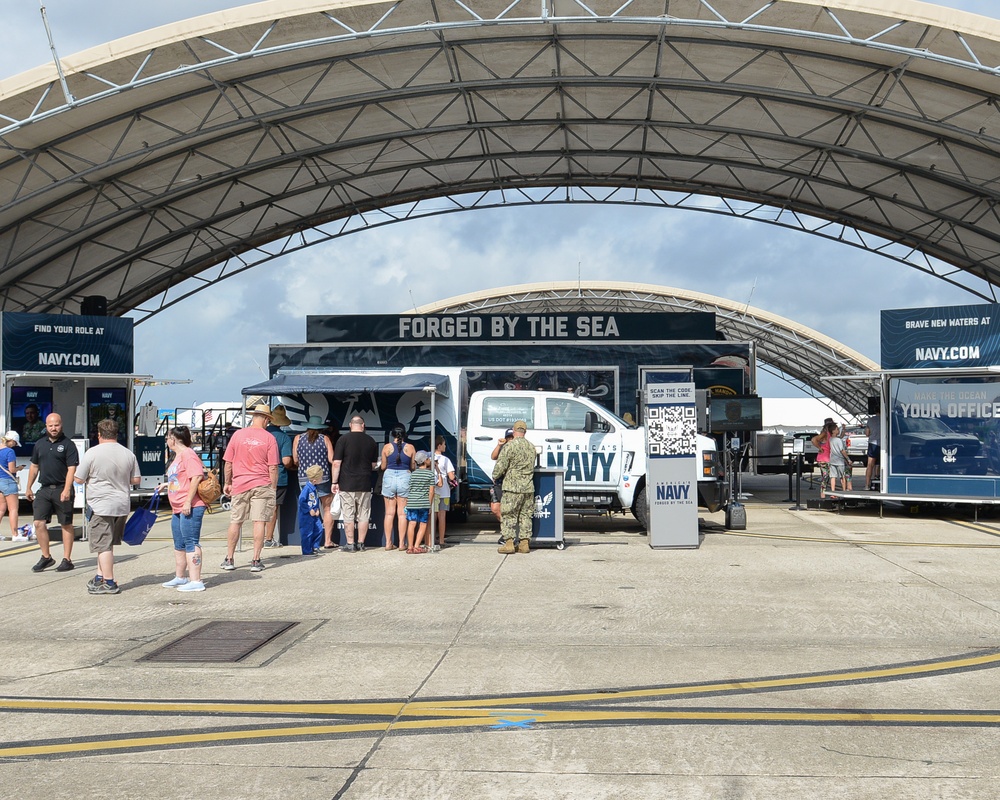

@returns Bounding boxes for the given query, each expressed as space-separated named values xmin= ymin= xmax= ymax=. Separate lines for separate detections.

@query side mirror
xmin=585 ymin=412 xmax=609 ymax=433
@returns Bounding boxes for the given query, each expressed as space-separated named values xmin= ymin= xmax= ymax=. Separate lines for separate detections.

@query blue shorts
xmin=382 ymin=469 xmax=410 ymax=499
xmin=867 ymin=442 xmax=880 ymax=462
xmin=171 ymin=505 xmax=206 ymax=553
xmin=405 ymin=507 xmax=429 ymax=523
xmin=0 ymin=477 xmax=18 ymax=497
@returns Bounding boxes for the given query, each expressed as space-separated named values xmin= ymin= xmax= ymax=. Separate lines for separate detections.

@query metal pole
xmin=789 ymin=454 xmax=804 ymax=511
xmin=39 ymin=3 xmax=75 ymax=105
xmin=423 ymin=386 xmax=439 ymax=552
xmin=783 ymin=453 xmax=794 ymax=502
xmin=431 ymin=389 xmax=439 ymax=552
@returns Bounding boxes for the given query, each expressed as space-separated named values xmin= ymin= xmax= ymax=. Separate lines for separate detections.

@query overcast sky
xmin=2 ymin=0 xmax=997 ymax=412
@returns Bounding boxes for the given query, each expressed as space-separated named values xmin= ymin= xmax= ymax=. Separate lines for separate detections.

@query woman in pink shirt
xmin=159 ymin=426 xmax=208 ymax=591
xmin=811 ymin=421 xmax=836 ymax=499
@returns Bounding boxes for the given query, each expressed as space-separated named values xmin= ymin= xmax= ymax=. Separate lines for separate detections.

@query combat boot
xmin=516 ymin=538 xmax=530 ymax=554
xmin=498 ymin=538 xmax=515 ymax=554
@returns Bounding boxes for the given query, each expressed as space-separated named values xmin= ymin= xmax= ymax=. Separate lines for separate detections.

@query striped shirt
xmin=406 ymin=467 xmax=435 ymax=510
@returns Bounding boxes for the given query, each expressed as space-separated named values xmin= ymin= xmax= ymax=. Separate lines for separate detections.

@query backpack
xmin=197 ymin=469 xmax=222 ymax=504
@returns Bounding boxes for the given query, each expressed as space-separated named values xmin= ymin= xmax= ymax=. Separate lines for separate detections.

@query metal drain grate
xmin=140 ymin=621 xmax=298 ymax=663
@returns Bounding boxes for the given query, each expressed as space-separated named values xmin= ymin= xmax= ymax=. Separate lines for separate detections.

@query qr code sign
xmin=647 ymin=405 xmax=697 ymax=456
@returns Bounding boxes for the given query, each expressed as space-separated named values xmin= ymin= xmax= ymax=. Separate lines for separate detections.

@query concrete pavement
xmin=2 ymin=475 xmax=1000 ymax=798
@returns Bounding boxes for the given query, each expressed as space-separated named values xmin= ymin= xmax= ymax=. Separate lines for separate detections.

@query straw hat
xmin=305 ymin=465 xmax=324 ymax=483
xmin=269 ymin=405 xmax=292 ymax=427
xmin=249 ymin=404 xmax=273 ymax=419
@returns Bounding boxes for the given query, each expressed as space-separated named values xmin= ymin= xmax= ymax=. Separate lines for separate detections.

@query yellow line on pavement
xmin=4 ymin=650 xmax=999 ymax=722
xmin=0 ymin=698 xmax=409 ymax=716
xmin=949 ymin=519 xmax=1000 ymax=539
xmin=411 ymin=649 xmax=1000 ymax=709
xmin=5 ymin=704 xmax=1000 ymax=759
xmin=0 ymin=720 xmax=394 ymax=758
xmin=719 ymin=530 xmax=1000 ymax=548
xmin=0 ymin=543 xmax=38 ymax=558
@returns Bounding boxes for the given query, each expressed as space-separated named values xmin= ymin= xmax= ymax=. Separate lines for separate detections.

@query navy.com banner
xmin=2 ymin=312 xmax=134 ymax=373
xmin=881 ymin=304 xmax=1000 ymax=370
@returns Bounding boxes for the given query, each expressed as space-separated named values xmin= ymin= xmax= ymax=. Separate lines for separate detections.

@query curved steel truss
xmin=127 ymin=187 xmax=991 ymax=323
xmin=415 ymin=280 xmax=880 ymax=415
xmin=2 ymin=0 xmax=1000 ymax=326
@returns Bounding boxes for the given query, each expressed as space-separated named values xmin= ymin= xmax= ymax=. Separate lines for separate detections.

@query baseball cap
xmin=504 ymin=428 xmax=514 ymax=439
xmin=414 ymin=450 xmax=429 ymax=466
xmin=3 ymin=430 xmax=19 ymax=444
xmin=513 ymin=420 xmax=528 ymax=432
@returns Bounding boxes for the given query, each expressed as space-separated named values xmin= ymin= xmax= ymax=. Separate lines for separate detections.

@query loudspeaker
xmin=866 ymin=396 xmax=881 ymax=414
xmin=80 ymin=295 xmax=108 ymax=316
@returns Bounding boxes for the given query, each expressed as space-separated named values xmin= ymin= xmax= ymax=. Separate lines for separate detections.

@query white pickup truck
xmin=465 ymin=390 xmax=728 ymax=529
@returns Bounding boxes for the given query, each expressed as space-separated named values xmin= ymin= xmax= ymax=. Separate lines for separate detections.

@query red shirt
xmin=224 ymin=426 xmax=279 ymax=495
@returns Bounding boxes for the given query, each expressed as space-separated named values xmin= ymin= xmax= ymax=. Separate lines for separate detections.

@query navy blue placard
xmin=134 ymin=436 xmax=167 ymax=477
xmin=307 ymin=312 xmax=716 ymax=344
xmin=1 ymin=312 xmax=134 ymax=373
xmin=881 ymin=304 xmax=1000 ymax=370
xmin=531 ymin=469 xmax=563 ymax=542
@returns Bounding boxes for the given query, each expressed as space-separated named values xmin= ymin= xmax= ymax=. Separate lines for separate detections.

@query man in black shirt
xmin=25 ymin=413 xmax=80 ymax=572
xmin=331 ymin=416 xmax=378 ymax=552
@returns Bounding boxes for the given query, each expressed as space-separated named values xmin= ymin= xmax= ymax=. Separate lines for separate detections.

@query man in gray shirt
xmin=74 ymin=419 xmax=140 ymax=594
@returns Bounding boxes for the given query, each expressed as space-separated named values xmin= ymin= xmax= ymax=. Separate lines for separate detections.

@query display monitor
xmin=709 ymin=396 xmax=763 ymax=432
xmin=87 ymin=387 xmax=128 ymax=445
xmin=10 ymin=386 xmax=52 ymax=453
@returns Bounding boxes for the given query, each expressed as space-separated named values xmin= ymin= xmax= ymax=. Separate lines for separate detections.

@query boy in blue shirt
xmin=297 ymin=465 xmax=324 ymax=556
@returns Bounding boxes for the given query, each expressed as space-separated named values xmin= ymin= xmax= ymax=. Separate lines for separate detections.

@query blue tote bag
xmin=123 ymin=489 xmax=161 ymax=546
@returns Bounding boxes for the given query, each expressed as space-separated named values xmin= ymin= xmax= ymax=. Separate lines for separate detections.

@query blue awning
xmin=242 ymin=372 xmax=450 ymax=398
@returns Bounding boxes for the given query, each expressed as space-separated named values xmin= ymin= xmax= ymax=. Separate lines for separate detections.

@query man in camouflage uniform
xmin=492 ymin=419 xmax=536 ymax=554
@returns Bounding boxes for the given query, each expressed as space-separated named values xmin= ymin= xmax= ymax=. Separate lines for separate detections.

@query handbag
xmin=197 ymin=469 xmax=222 ymax=504
xmin=123 ymin=490 xmax=161 ymax=546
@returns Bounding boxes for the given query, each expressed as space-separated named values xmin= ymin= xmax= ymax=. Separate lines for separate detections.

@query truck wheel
xmin=632 ymin=486 xmax=649 ymax=531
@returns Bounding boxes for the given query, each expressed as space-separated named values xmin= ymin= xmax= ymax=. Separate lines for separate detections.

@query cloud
xmin=131 ymin=195 xmax=981 ymax=409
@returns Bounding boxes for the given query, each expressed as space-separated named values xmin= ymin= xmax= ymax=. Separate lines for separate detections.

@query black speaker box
xmin=80 ymin=295 xmax=108 ymax=316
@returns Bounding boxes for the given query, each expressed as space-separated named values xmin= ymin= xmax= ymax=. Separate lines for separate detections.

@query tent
xmin=241 ymin=372 xmax=450 ymax=398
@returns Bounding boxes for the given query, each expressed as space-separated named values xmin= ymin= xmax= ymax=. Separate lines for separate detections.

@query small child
xmin=828 ymin=425 xmax=852 ymax=494
xmin=405 ymin=451 xmax=436 ymax=553
xmin=297 ymin=465 xmax=325 ymax=556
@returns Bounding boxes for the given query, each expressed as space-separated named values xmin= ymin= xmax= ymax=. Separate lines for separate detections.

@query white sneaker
xmin=162 ymin=576 xmax=189 ymax=588
xmin=177 ymin=581 xmax=205 ymax=592
xmin=11 ymin=534 xmax=28 ymax=542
